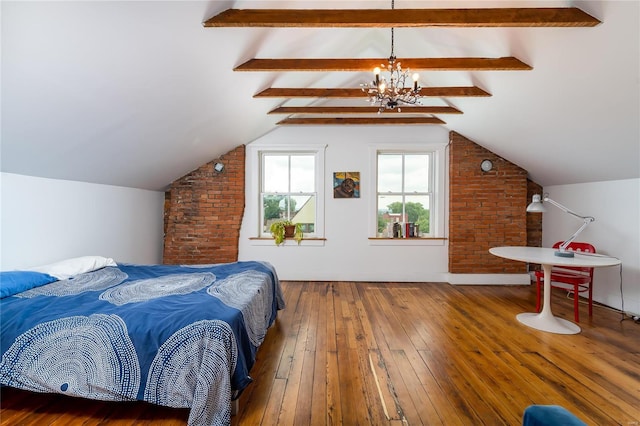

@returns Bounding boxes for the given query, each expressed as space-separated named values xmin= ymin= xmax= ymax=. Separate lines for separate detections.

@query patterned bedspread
xmin=0 ymin=261 xmax=284 ymax=426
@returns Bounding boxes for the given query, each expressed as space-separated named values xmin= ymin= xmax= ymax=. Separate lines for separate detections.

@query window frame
xmin=248 ymin=144 xmax=326 ymax=246
xmin=259 ymin=152 xmax=317 ymax=237
xmin=368 ymin=143 xmax=447 ymax=245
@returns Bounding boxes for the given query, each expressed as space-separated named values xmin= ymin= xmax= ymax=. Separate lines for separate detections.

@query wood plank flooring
xmin=2 ymin=281 xmax=639 ymax=425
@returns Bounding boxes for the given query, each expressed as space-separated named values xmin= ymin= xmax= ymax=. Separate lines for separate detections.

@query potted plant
xmin=269 ymin=220 xmax=304 ymax=245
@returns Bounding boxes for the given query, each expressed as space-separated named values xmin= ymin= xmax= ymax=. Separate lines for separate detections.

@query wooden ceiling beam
xmin=255 ymin=86 xmax=491 ymax=98
xmin=235 ymin=57 xmax=531 ymax=72
xmin=277 ymin=117 xmax=446 ymax=125
xmin=269 ymin=106 xmax=462 ymax=114
xmin=204 ymin=8 xmax=600 ymax=28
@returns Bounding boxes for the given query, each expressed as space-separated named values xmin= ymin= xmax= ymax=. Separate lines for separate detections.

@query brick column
xmin=163 ymin=145 xmax=245 ymax=265
xmin=448 ymin=132 xmax=534 ymax=274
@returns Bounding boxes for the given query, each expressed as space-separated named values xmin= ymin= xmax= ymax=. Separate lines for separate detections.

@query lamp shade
xmin=526 ymin=194 xmax=547 ymax=213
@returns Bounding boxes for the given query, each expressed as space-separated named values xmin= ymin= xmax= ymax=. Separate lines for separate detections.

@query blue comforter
xmin=0 ymin=261 xmax=284 ymax=426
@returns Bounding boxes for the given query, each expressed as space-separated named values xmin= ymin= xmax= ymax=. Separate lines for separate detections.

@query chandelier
xmin=360 ymin=1 xmax=421 ymax=113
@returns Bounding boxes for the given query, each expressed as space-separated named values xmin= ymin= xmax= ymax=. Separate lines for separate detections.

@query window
xmin=259 ymin=151 xmax=321 ymax=238
xmin=376 ymin=151 xmax=436 ymax=238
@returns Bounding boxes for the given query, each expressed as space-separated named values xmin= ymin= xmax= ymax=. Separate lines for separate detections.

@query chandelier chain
xmin=390 ymin=0 xmax=395 ymax=59
xmin=390 ymin=28 xmax=395 ymax=59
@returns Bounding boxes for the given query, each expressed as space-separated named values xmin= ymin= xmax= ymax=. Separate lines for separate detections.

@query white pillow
xmin=27 ymin=256 xmax=117 ymax=280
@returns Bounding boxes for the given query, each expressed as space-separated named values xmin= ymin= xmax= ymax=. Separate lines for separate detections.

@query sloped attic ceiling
xmin=1 ymin=1 xmax=638 ymax=191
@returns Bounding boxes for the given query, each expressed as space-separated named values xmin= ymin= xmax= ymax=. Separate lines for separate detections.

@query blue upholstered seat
xmin=523 ymin=405 xmax=586 ymax=426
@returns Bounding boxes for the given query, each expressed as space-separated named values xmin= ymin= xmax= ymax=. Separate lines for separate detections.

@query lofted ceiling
xmin=1 ymin=1 xmax=638 ymax=191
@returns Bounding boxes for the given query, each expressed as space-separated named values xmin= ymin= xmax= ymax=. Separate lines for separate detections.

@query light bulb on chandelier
xmin=360 ymin=1 xmax=422 ymax=113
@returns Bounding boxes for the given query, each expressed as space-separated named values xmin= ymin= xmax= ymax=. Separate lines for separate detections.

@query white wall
xmin=239 ymin=126 xmax=454 ymax=282
xmin=0 ymin=173 xmax=165 ymax=270
xmin=541 ymin=179 xmax=640 ymax=316
xmin=238 ymin=127 xmax=639 ymax=309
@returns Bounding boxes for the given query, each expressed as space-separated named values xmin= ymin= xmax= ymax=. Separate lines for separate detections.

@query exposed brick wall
xmin=163 ymin=145 xmax=245 ymax=265
xmin=449 ymin=132 xmax=536 ymax=274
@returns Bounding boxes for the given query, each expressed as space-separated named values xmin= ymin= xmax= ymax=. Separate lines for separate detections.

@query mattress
xmin=0 ymin=260 xmax=284 ymax=425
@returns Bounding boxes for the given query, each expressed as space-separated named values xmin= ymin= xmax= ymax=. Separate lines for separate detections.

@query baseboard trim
xmin=447 ymin=273 xmax=531 ymax=285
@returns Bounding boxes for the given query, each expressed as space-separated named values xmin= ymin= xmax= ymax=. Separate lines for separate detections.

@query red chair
xmin=534 ymin=241 xmax=596 ymax=322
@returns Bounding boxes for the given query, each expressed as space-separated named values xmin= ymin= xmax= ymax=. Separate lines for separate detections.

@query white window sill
xmin=249 ymin=238 xmax=326 ymax=247
xmin=368 ymin=238 xmax=447 ymax=246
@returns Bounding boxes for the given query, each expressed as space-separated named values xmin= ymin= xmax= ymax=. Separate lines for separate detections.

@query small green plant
xmin=269 ymin=220 xmax=304 ymax=245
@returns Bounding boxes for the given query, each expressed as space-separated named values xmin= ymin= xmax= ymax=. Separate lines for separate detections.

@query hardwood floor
xmin=2 ymin=281 xmax=639 ymax=425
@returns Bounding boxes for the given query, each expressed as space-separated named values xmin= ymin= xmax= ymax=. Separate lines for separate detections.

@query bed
xmin=0 ymin=257 xmax=284 ymax=426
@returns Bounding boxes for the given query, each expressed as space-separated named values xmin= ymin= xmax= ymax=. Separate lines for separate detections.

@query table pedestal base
xmin=516 ymin=312 xmax=580 ymax=335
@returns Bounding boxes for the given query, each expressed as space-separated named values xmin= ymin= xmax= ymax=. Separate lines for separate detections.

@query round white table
xmin=489 ymin=246 xmax=621 ymax=334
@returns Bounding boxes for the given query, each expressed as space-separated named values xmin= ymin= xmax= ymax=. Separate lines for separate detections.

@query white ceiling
xmin=1 ymin=1 xmax=638 ymax=191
